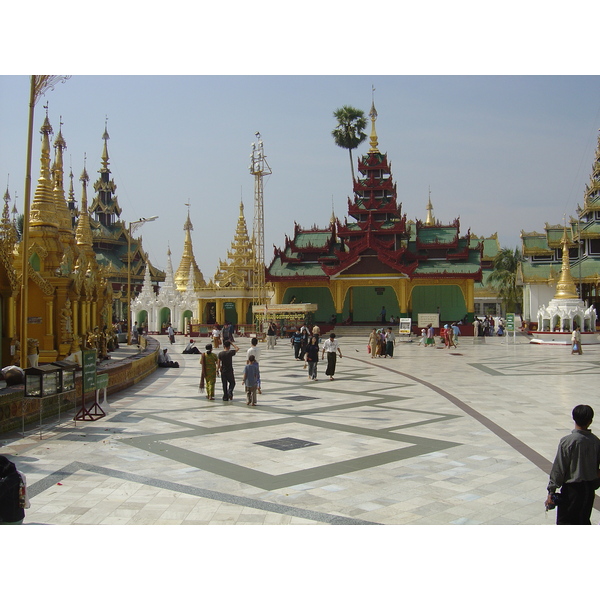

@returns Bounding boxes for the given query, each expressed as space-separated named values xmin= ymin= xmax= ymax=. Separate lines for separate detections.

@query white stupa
xmin=532 ymin=227 xmax=598 ymax=344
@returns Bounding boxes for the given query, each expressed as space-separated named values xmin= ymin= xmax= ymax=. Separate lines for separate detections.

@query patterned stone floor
xmin=2 ymin=332 xmax=599 ymax=527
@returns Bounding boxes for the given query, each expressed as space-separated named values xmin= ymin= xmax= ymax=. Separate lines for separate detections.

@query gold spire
xmin=101 ymin=120 xmax=110 ymax=172
xmin=214 ymin=201 xmax=254 ymax=288
xmin=553 ymin=225 xmax=578 ymax=299
xmin=1 ymin=185 xmax=16 ymax=248
xmin=368 ymin=93 xmax=379 ymax=154
xmin=29 ymin=108 xmax=59 ymax=229
xmin=425 ymin=187 xmax=435 ymax=226
xmin=52 ymin=118 xmax=75 ymax=235
xmin=174 ymin=205 xmax=206 ymax=290
xmin=75 ymin=157 xmax=95 ymax=255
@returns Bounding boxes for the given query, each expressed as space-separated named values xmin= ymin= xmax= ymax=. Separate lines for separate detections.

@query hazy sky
xmin=2 ymin=5 xmax=600 ymax=280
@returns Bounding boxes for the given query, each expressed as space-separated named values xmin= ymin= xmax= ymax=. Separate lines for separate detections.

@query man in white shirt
xmin=321 ymin=333 xmax=342 ymax=380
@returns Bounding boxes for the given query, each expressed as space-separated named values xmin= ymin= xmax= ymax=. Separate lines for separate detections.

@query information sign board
xmin=82 ymin=349 xmax=97 ymax=393
xmin=506 ymin=313 xmax=515 ymax=332
xmin=417 ymin=313 xmax=440 ymax=328
xmin=399 ymin=318 xmax=412 ymax=335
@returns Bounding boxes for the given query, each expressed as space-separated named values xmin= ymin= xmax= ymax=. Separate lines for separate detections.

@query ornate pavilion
xmin=519 ymin=131 xmax=600 ymax=327
xmin=265 ymin=102 xmax=484 ymax=325
xmin=0 ymin=115 xmax=163 ymax=366
xmin=0 ymin=113 xmax=109 ymax=365
xmin=131 ymin=201 xmax=257 ymax=333
xmin=88 ymin=125 xmax=165 ymax=322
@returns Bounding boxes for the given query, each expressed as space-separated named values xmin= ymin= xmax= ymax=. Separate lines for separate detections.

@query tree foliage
xmin=331 ymin=105 xmax=367 ymax=184
xmin=488 ymin=247 xmax=523 ymax=313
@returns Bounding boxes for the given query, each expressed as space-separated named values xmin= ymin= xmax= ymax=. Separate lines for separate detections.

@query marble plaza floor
xmin=2 ymin=331 xmax=599 ymax=526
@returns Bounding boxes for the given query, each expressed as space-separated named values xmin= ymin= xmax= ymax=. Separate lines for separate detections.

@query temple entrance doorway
xmin=136 ymin=310 xmax=148 ymax=332
xmin=205 ymin=302 xmax=216 ymax=324
xmin=223 ymin=302 xmax=237 ymax=325
xmin=342 ymin=285 xmax=400 ymax=323
xmin=159 ymin=307 xmax=171 ymax=333
xmin=410 ymin=285 xmax=467 ymax=323
xmin=181 ymin=310 xmax=193 ymax=334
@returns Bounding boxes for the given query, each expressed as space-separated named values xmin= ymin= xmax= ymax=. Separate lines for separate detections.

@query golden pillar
xmin=234 ymin=298 xmax=243 ymax=326
xmin=216 ymin=299 xmax=224 ymax=324
xmin=72 ymin=298 xmax=79 ymax=340
xmin=8 ymin=295 xmax=17 ymax=339
xmin=197 ymin=298 xmax=205 ymax=324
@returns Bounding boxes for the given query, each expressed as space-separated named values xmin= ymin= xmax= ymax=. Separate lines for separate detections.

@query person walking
xmin=167 ymin=323 xmax=175 ymax=345
xmin=321 ymin=332 xmax=342 ymax=381
xmin=445 ymin=324 xmax=456 ymax=349
xmin=426 ymin=323 xmax=435 ymax=348
xmin=311 ymin=324 xmax=321 ymax=344
xmin=571 ymin=325 xmax=583 ymax=355
xmin=368 ymin=328 xmax=378 ymax=358
xmin=217 ymin=339 xmax=239 ymax=401
xmin=304 ymin=335 xmax=320 ymax=380
xmin=380 ymin=305 xmax=387 ymax=324
xmin=0 ymin=456 xmax=29 ymax=525
xmin=266 ymin=321 xmax=277 ymax=349
xmin=545 ymin=405 xmax=600 ymax=524
xmin=291 ymin=328 xmax=303 ymax=360
xmin=222 ymin=321 xmax=234 ymax=345
xmin=385 ymin=327 xmax=396 ymax=358
xmin=242 ymin=354 xmax=260 ymax=406
xmin=451 ymin=323 xmax=460 ymax=346
xmin=211 ymin=325 xmax=221 ymax=349
xmin=246 ymin=337 xmax=262 ymax=394
xmin=199 ymin=343 xmax=218 ymax=400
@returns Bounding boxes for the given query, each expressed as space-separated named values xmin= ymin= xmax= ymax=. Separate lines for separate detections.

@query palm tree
xmin=332 ymin=105 xmax=367 ymax=185
xmin=488 ymin=247 xmax=523 ymax=314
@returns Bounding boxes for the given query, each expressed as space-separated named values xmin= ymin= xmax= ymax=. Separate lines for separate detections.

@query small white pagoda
xmin=532 ymin=228 xmax=598 ymax=344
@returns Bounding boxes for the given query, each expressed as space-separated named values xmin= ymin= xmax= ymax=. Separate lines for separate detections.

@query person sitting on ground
xmin=183 ymin=339 xmax=200 ymax=354
xmin=158 ymin=348 xmax=179 ymax=368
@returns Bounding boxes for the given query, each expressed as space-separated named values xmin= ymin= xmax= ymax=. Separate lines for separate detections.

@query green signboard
xmin=96 ymin=373 xmax=109 ymax=389
xmin=82 ymin=349 xmax=97 ymax=392
xmin=506 ymin=313 xmax=515 ymax=332
xmin=224 ymin=302 xmax=235 ymax=309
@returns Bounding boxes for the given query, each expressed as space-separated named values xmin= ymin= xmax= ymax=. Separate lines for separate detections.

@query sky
xmin=2 ymin=74 xmax=600 ymax=279
xmin=2 ymin=3 xmax=600 ymax=282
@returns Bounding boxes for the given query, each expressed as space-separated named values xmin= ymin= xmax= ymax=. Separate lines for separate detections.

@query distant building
xmin=88 ymin=125 xmax=165 ymax=323
xmin=266 ymin=101 xmax=484 ymax=325
xmin=520 ymin=132 xmax=600 ymax=326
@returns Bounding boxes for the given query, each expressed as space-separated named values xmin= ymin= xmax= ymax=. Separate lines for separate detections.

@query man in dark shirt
xmin=545 ymin=404 xmax=600 ymax=524
xmin=217 ymin=339 xmax=239 ymax=401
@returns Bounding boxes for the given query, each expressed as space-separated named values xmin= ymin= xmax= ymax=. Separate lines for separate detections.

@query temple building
xmin=472 ymin=232 xmax=502 ymax=318
xmin=266 ymin=102 xmax=483 ymax=324
xmin=0 ymin=112 xmax=112 ymax=365
xmin=133 ymin=202 xmax=257 ymax=333
xmin=88 ymin=125 xmax=165 ymax=323
xmin=519 ymin=131 xmax=600 ymax=327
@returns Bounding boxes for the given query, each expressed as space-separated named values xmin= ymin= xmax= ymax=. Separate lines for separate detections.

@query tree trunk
xmin=348 ymin=149 xmax=355 ymax=186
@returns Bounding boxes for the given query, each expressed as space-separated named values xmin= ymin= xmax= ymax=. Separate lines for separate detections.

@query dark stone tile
xmin=254 ymin=437 xmax=320 ymax=451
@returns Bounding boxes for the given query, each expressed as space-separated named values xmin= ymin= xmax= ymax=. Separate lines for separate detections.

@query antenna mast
xmin=249 ymin=132 xmax=271 ymax=315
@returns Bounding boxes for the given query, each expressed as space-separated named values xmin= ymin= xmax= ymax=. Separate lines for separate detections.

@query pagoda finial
xmin=75 ymin=154 xmax=94 ymax=250
xmin=554 ymin=222 xmax=578 ymax=300
xmin=425 ymin=187 xmax=435 ymax=226
xmin=368 ymin=86 xmax=379 ymax=154
xmin=101 ymin=118 xmax=110 ymax=172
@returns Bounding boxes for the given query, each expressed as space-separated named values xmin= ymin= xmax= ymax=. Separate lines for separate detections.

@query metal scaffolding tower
xmin=249 ymin=132 xmax=271 ymax=316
